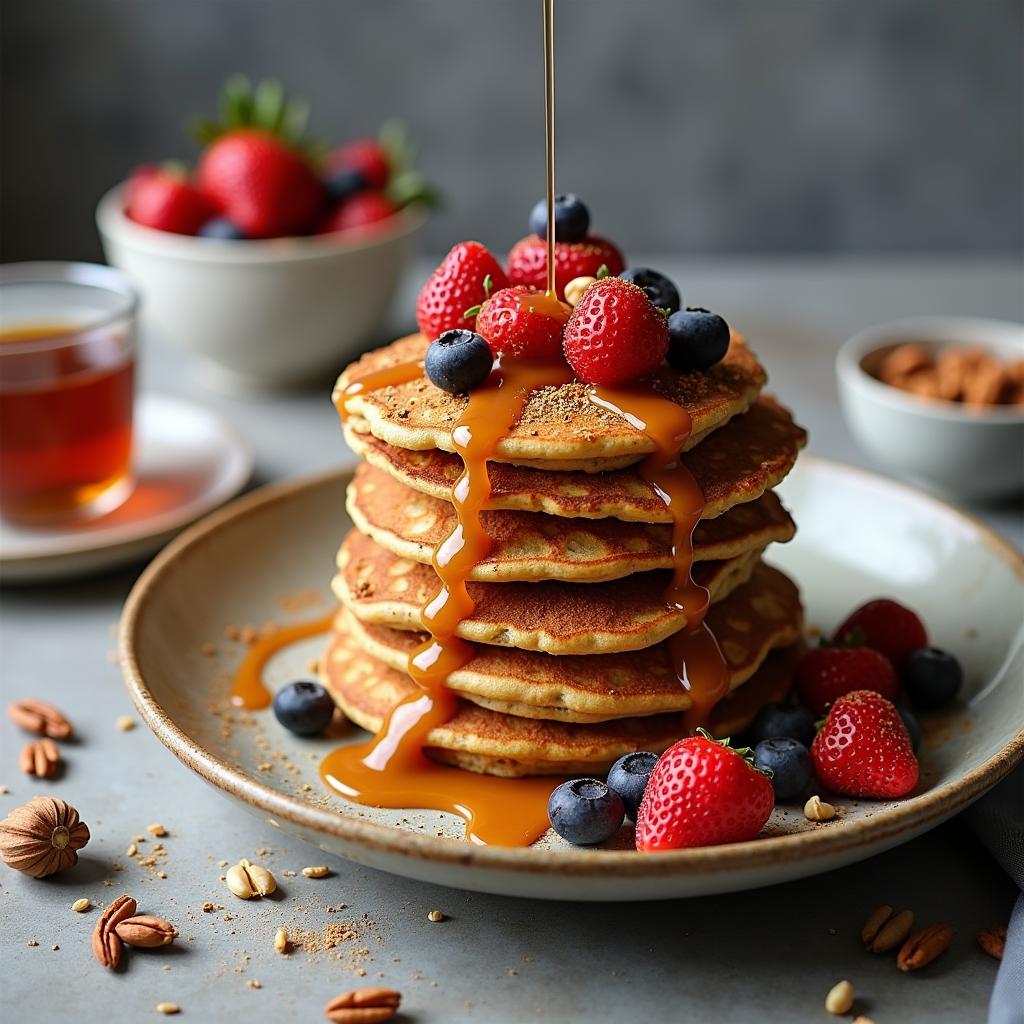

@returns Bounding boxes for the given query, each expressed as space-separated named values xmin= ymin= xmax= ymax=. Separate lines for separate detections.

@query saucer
xmin=1 ymin=394 xmax=252 ymax=583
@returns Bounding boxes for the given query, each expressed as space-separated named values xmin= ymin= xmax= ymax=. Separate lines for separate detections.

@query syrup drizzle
xmin=320 ymin=358 xmax=573 ymax=845
xmin=336 ymin=360 xmax=426 ymax=424
xmin=589 ymin=386 xmax=730 ymax=733
xmin=228 ymin=613 xmax=336 ymax=709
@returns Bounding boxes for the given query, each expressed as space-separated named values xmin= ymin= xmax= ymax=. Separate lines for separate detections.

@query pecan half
xmin=92 ymin=894 xmax=138 ymax=970
xmin=861 ymin=905 xmax=893 ymax=947
xmin=324 ymin=987 xmax=401 ymax=1023
xmin=897 ymin=923 xmax=953 ymax=971
xmin=977 ymin=924 xmax=1006 ymax=960
xmin=7 ymin=698 xmax=72 ymax=739
xmin=19 ymin=738 xmax=62 ymax=779
xmin=115 ymin=915 xmax=179 ymax=948
xmin=870 ymin=909 xmax=915 ymax=953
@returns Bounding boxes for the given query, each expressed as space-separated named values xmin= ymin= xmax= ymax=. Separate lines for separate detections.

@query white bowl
xmin=837 ymin=316 xmax=1024 ymax=501
xmin=96 ymin=184 xmax=425 ymax=390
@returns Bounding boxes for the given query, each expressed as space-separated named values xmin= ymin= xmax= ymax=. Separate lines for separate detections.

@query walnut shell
xmin=0 ymin=796 xmax=90 ymax=877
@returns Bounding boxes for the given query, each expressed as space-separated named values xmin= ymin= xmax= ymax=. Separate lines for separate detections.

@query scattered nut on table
xmin=897 ymin=923 xmax=953 ymax=971
xmin=825 ymin=979 xmax=854 ymax=1014
xmin=862 ymin=905 xmax=915 ymax=952
xmin=226 ymin=858 xmax=277 ymax=899
xmin=977 ymin=924 xmax=1007 ymax=960
xmin=324 ymin=987 xmax=401 ymax=1024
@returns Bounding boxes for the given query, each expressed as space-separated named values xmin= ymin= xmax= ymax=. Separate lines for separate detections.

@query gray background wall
xmin=2 ymin=0 xmax=1022 ymax=262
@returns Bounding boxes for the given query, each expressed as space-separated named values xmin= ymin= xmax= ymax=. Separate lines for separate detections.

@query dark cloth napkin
xmin=965 ymin=765 xmax=1024 ymax=1024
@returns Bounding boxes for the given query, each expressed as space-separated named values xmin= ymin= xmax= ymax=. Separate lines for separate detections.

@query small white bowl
xmin=837 ymin=316 xmax=1024 ymax=501
xmin=97 ymin=184 xmax=425 ymax=390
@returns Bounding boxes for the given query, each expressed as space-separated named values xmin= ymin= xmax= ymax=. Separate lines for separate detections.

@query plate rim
xmin=119 ymin=456 xmax=1024 ymax=881
xmin=1 ymin=393 xmax=253 ymax=565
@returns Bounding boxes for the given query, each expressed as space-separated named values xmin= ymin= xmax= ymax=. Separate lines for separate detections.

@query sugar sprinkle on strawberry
xmin=475 ymin=285 xmax=569 ymax=361
xmin=563 ymin=277 xmax=669 ymax=386
xmin=811 ymin=689 xmax=919 ymax=799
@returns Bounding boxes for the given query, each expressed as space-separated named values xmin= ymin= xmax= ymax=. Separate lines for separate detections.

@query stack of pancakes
xmin=325 ymin=332 xmax=807 ymax=777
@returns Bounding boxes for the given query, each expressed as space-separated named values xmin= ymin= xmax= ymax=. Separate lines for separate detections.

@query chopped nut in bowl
xmin=837 ymin=317 xmax=1024 ymax=500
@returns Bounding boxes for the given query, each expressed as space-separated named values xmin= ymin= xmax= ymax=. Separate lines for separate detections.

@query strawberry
xmin=196 ymin=128 xmax=325 ymax=238
xmin=795 ymin=646 xmax=900 ymax=715
xmin=635 ymin=730 xmax=775 ymax=851
xmin=834 ymin=599 xmax=928 ymax=669
xmin=124 ymin=166 xmax=216 ymax=235
xmin=563 ymin=277 xmax=669 ymax=386
xmin=811 ymin=690 xmax=919 ymax=798
xmin=507 ymin=234 xmax=625 ymax=299
xmin=415 ymin=241 xmax=509 ymax=340
xmin=328 ymin=138 xmax=390 ymax=191
xmin=474 ymin=285 xmax=569 ymax=361
xmin=320 ymin=191 xmax=398 ymax=234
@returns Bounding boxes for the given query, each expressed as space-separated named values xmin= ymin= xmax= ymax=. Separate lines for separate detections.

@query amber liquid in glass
xmin=0 ymin=323 xmax=134 ymax=522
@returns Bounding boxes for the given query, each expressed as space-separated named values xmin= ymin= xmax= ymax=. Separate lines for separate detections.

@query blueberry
xmin=425 ymin=329 xmax=494 ymax=394
xmin=199 ymin=216 xmax=247 ymax=240
xmin=754 ymin=738 xmax=812 ymax=800
xmin=325 ymin=165 xmax=368 ymax=203
xmin=667 ymin=308 xmax=731 ymax=372
xmin=619 ymin=267 xmax=681 ymax=313
xmin=528 ymin=193 xmax=590 ymax=243
xmin=547 ymin=778 xmax=625 ymax=845
xmin=898 ymin=706 xmax=922 ymax=752
xmin=748 ymin=702 xmax=816 ymax=747
xmin=606 ymin=751 xmax=658 ymax=820
xmin=903 ymin=648 xmax=963 ymax=710
xmin=272 ymin=680 xmax=336 ymax=736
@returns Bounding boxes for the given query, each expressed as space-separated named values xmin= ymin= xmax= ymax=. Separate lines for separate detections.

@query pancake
xmin=335 ymin=528 xmax=763 ymax=655
xmin=347 ymin=464 xmax=795 ymax=583
xmin=345 ymin=395 xmax=806 ymax=523
xmin=322 ymin=624 xmax=801 ymax=776
xmin=335 ymin=332 xmax=767 ymax=469
xmin=342 ymin=561 xmax=803 ymax=722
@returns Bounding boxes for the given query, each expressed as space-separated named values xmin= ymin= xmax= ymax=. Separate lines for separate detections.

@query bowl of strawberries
xmin=96 ymin=78 xmax=435 ymax=390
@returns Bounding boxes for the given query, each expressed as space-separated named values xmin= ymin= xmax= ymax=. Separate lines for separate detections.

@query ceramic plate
xmin=1 ymin=394 xmax=252 ymax=583
xmin=119 ymin=458 xmax=1024 ymax=901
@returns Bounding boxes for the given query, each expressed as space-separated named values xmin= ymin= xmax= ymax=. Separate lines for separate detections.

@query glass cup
xmin=0 ymin=262 xmax=139 ymax=524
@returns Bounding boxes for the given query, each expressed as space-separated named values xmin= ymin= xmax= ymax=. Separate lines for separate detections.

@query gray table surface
xmin=2 ymin=256 xmax=1022 ymax=1023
